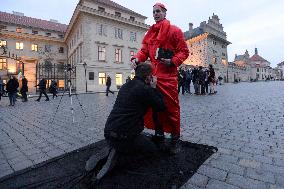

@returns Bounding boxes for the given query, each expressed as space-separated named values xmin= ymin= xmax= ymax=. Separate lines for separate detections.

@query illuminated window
xmin=16 ymin=27 xmax=22 ymax=33
xmin=0 ymin=58 xmax=7 ymax=70
xmin=116 ymin=73 xmax=123 ymax=86
xmin=0 ymin=40 xmax=7 ymax=47
xmin=222 ymin=58 xmax=227 ymax=65
xmin=115 ymin=48 xmax=122 ymax=62
xmin=130 ymin=73 xmax=135 ymax=79
xmin=98 ymin=46 xmax=106 ymax=61
xmin=99 ymin=72 xmax=106 ymax=85
xmin=16 ymin=42 xmax=23 ymax=50
xmin=58 ymin=80 xmax=64 ymax=88
xmin=31 ymin=44 xmax=38 ymax=51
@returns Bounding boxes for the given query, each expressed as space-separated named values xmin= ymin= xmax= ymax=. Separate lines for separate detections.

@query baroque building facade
xmin=183 ymin=14 xmax=231 ymax=81
xmin=183 ymin=14 xmax=277 ymax=83
xmin=0 ymin=0 xmax=148 ymax=93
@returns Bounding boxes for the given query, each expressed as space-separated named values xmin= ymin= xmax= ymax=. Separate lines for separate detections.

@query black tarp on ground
xmin=0 ymin=138 xmax=217 ymax=189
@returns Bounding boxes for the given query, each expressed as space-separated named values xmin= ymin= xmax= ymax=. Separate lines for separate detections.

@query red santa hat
xmin=153 ymin=3 xmax=167 ymax=11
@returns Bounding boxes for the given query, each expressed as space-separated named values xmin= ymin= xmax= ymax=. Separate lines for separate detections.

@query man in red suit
xmin=131 ymin=3 xmax=189 ymax=153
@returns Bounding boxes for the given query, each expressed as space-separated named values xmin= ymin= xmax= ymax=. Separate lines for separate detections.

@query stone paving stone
xmin=246 ymin=167 xmax=276 ymax=184
xmin=179 ymin=182 xmax=203 ymax=189
xmin=275 ymin=174 xmax=284 ymax=186
xmin=227 ymin=173 xmax=267 ymax=189
xmin=206 ymin=179 xmax=241 ymax=189
xmin=261 ymin=163 xmax=284 ymax=175
xmin=188 ymin=173 xmax=209 ymax=188
xmin=239 ymin=158 xmax=261 ymax=169
xmin=197 ymin=165 xmax=228 ymax=181
xmin=268 ymin=184 xmax=284 ymax=189
xmin=10 ymin=159 xmax=34 ymax=172
xmin=209 ymin=159 xmax=244 ymax=176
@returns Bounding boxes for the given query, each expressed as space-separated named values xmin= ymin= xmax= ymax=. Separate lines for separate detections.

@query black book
xmin=155 ymin=48 xmax=174 ymax=60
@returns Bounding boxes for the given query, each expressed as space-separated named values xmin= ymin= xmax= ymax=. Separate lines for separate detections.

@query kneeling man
xmin=86 ymin=63 xmax=166 ymax=180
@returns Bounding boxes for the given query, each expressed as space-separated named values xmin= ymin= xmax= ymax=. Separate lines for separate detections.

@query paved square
xmin=0 ymin=81 xmax=283 ymax=189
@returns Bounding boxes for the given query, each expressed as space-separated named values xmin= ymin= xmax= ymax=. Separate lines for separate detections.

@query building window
xmin=16 ymin=27 xmax=22 ymax=33
xmin=115 ymin=28 xmax=123 ymax=39
xmin=116 ymin=73 xmax=123 ymax=86
xmin=89 ymin=72 xmax=94 ymax=80
xmin=16 ymin=42 xmax=23 ymax=50
xmin=222 ymin=58 xmax=227 ymax=65
xmin=59 ymin=47 xmax=64 ymax=53
xmin=115 ymin=12 xmax=121 ymax=17
xmin=98 ymin=6 xmax=105 ymax=12
xmin=130 ymin=16 xmax=135 ymax=21
xmin=58 ymin=80 xmax=65 ymax=88
xmin=0 ymin=25 xmax=7 ymax=30
xmin=0 ymin=58 xmax=7 ymax=70
xmin=222 ymin=53 xmax=226 ymax=56
xmin=58 ymin=34 xmax=64 ymax=38
xmin=98 ymin=46 xmax=106 ymax=61
xmin=97 ymin=24 xmax=107 ymax=36
xmin=115 ymin=48 xmax=122 ymax=62
xmin=257 ymin=68 xmax=259 ymax=72
xmin=32 ymin=30 xmax=38 ymax=34
xmin=45 ymin=45 xmax=51 ymax=52
xmin=130 ymin=50 xmax=135 ymax=58
xmin=0 ymin=40 xmax=7 ymax=47
xmin=46 ymin=32 xmax=51 ymax=36
xmin=99 ymin=72 xmax=106 ymax=85
xmin=31 ymin=44 xmax=38 ymax=51
xmin=130 ymin=32 xmax=137 ymax=42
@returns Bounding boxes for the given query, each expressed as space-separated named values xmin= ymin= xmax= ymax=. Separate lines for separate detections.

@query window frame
xmin=16 ymin=42 xmax=24 ymax=50
xmin=115 ymin=48 xmax=122 ymax=62
xmin=98 ymin=72 xmax=106 ymax=85
xmin=116 ymin=73 xmax=123 ymax=86
xmin=0 ymin=58 xmax=7 ymax=70
xmin=98 ymin=46 xmax=106 ymax=61
xmin=31 ymin=44 xmax=38 ymax=51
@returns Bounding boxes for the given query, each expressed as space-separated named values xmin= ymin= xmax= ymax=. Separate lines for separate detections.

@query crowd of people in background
xmin=178 ymin=64 xmax=218 ymax=95
xmin=0 ymin=76 xmax=58 ymax=106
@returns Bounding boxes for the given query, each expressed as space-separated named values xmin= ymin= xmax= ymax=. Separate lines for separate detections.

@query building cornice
xmin=0 ymin=29 xmax=65 ymax=43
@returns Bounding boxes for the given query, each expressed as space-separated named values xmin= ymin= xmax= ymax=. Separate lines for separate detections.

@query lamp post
xmin=83 ymin=62 xmax=87 ymax=93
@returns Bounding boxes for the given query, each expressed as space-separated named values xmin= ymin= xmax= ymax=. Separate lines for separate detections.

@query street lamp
xmin=83 ymin=62 xmax=87 ymax=93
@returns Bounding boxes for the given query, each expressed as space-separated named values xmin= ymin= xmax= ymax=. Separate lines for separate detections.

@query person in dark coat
xmin=191 ymin=66 xmax=199 ymax=94
xmin=126 ymin=76 xmax=131 ymax=83
xmin=0 ymin=76 xmax=4 ymax=101
xmin=36 ymin=78 xmax=49 ymax=101
xmin=85 ymin=63 xmax=166 ymax=181
xmin=6 ymin=75 xmax=19 ymax=106
xmin=208 ymin=64 xmax=216 ymax=94
xmin=49 ymin=80 xmax=58 ymax=99
xmin=185 ymin=68 xmax=192 ymax=94
xmin=178 ymin=67 xmax=186 ymax=95
xmin=20 ymin=76 xmax=28 ymax=102
xmin=106 ymin=75 xmax=114 ymax=96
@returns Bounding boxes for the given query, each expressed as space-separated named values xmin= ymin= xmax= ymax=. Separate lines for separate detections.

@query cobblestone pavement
xmin=0 ymin=81 xmax=284 ymax=189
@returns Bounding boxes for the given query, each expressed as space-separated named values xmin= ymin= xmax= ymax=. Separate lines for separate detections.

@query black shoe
xmin=85 ymin=146 xmax=110 ymax=171
xmin=36 ymin=99 xmax=40 ymax=102
xmin=95 ymin=148 xmax=117 ymax=180
xmin=45 ymin=99 xmax=49 ymax=101
xmin=169 ymin=135 xmax=181 ymax=155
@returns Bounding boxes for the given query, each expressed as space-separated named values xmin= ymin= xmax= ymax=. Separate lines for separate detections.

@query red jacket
xmin=133 ymin=19 xmax=189 ymax=135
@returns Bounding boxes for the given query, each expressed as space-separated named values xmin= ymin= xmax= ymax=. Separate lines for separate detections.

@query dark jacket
xmin=106 ymin=77 xmax=111 ymax=87
xmin=37 ymin=79 xmax=46 ymax=90
xmin=209 ymin=68 xmax=215 ymax=83
xmin=104 ymin=76 xmax=166 ymax=137
xmin=6 ymin=78 xmax=19 ymax=93
xmin=49 ymin=80 xmax=57 ymax=93
xmin=21 ymin=78 xmax=28 ymax=93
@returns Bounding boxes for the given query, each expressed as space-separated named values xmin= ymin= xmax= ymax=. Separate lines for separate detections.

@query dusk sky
xmin=1 ymin=0 xmax=283 ymax=67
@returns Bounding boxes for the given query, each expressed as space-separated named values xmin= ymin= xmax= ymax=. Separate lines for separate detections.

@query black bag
xmin=155 ymin=48 xmax=174 ymax=60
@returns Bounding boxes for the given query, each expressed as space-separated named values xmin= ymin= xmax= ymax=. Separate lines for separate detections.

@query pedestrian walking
xmin=49 ymin=80 xmax=58 ymax=99
xmin=36 ymin=78 xmax=49 ymax=101
xmin=106 ymin=75 xmax=114 ymax=96
xmin=20 ymin=76 xmax=28 ymax=102
xmin=6 ymin=76 xmax=19 ymax=106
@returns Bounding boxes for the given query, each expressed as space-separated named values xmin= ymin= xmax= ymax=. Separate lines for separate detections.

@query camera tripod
xmin=50 ymin=65 xmax=87 ymax=125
